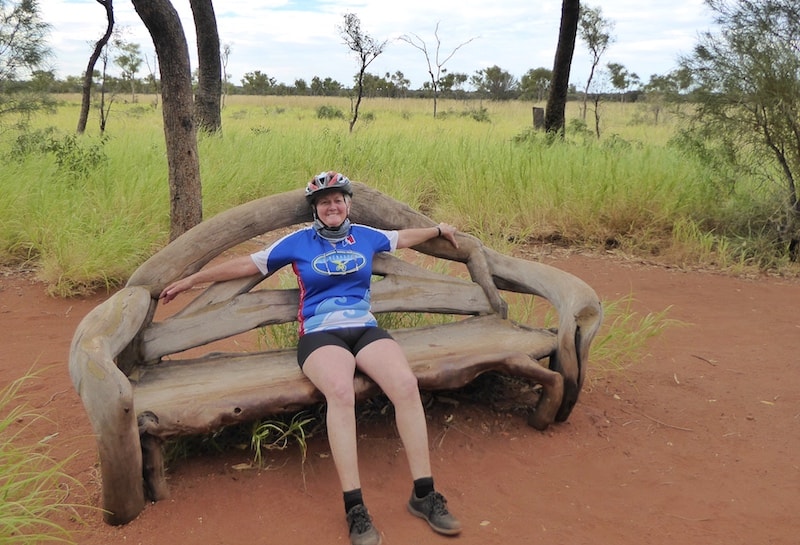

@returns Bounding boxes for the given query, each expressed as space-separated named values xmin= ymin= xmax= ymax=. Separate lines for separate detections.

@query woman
xmin=160 ymin=171 xmax=462 ymax=545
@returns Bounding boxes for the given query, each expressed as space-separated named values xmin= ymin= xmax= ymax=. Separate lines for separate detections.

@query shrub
xmin=316 ymin=104 xmax=345 ymax=119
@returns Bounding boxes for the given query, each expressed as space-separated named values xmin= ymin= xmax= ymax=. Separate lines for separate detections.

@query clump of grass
xmin=256 ymin=321 xmax=299 ymax=350
xmin=0 ymin=373 xmax=85 ymax=544
xmin=591 ymin=293 xmax=680 ymax=372
xmin=164 ymin=408 xmax=318 ymax=478
xmin=250 ymin=411 xmax=316 ymax=469
xmin=316 ymin=104 xmax=345 ymax=119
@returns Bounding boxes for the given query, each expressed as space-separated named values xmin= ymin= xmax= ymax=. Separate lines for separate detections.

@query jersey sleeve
xmin=356 ymin=225 xmax=398 ymax=252
xmin=381 ymin=229 xmax=399 ymax=251
xmin=249 ymin=229 xmax=306 ymax=275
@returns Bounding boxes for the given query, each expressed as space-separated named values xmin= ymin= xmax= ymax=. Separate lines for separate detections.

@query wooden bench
xmin=69 ymin=183 xmax=603 ymax=525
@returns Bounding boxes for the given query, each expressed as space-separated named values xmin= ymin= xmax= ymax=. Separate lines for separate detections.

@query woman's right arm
xmin=159 ymin=255 xmax=260 ymax=304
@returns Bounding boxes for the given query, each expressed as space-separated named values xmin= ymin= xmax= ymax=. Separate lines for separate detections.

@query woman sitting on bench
xmin=160 ymin=171 xmax=462 ymax=545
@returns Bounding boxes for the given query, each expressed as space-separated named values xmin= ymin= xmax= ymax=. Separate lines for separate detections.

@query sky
xmin=40 ymin=0 xmax=718 ymax=89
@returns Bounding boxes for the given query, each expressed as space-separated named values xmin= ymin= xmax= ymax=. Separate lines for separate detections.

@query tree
xmin=399 ymin=22 xmax=477 ymax=118
xmin=471 ymin=65 xmax=518 ymax=100
xmin=189 ymin=0 xmax=221 ymax=133
xmin=387 ymin=70 xmax=409 ymax=97
xmin=132 ymin=0 xmax=202 ymax=241
xmin=241 ymin=70 xmax=275 ymax=94
xmin=0 ymin=0 xmax=53 ymax=120
xmin=360 ymin=72 xmax=392 ymax=98
xmin=641 ymin=69 xmax=690 ymax=124
xmin=606 ymin=62 xmax=639 ymax=103
xmin=681 ymin=0 xmax=800 ymax=260
xmin=578 ymin=4 xmax=614 ymax=120
xmin=28 ymin=67 xmax=53 ymax=90
xmin=94 ymin=29 xmax=117 ymax=133
xmin=438 ymin=71 xmax=468 ymax=98
xmin=338 ymin=12 xmax=386 ymax=133
xmin=545 ymin=0 xmax=580 ymax=136
xmin=221 ymin=43 xmax=232 ymax=105
xmin=310 ymin=75 xmax=342 ymax=96
xmin=142 ymin=51 xmax=159 ymax=104
xmin=113 ymin=40 xmax=142 ymax=102
xmin=519 ymin=67 xmax=553 ymax=102
xmin=77 ymin=0 xmax=114 ymax=134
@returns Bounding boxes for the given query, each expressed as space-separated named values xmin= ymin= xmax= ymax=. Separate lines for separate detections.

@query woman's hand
xmin=159 ymin=276 xmax=195 ymax=304
xmin=436 ymin=222 xmax=459 ymax=248
xmin=396 ymin=223 xmax=460 ymax=249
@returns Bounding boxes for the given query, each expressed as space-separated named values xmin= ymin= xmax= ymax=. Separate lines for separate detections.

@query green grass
xmin=1 ymin=94 xmax=795 ymax=295
xmin=591 ymin=294 xmax=681 ymax=373
xmin=0 ymin=373 xmax=85 ymax=545
xmin=250 ymin=412 xmax=316 ymax=470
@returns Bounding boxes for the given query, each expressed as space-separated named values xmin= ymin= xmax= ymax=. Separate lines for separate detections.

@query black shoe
xmin=346 ymin=504 xmax=382 ymax=545
xmin=407 ymin=490 xmax=462 ymax=536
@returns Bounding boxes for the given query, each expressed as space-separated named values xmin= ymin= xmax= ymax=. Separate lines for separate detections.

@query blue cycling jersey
xmin=250 ymin=225 xmax=399 ymax=336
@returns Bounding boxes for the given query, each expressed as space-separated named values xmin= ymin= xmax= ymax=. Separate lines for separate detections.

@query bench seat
xmin=131 ymin=314 xmax=558 ymax=439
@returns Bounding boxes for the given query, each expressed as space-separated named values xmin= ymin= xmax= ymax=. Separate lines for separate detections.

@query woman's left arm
xmin=396 ymin=222 xmax=459 ymax=249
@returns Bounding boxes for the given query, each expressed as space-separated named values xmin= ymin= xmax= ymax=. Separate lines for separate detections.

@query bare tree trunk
xmin=349 ymin=65 xmax=365 ymax=133
xmin=77 ymin=0 xmax=114 ymax=134
xmin=132 ymin=0 xmax=202 ymax=240
xmin=592 ymin=93 xmax=601 ymax=138
xmin=190 ymin=0 xmax=221 ymax=133
xmin=545 ymin=0 xmax=580 ymax=136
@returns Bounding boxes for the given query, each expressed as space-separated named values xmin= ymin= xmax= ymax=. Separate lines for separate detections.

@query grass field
xmin=0 ymin=93 xmax=794 ymax=295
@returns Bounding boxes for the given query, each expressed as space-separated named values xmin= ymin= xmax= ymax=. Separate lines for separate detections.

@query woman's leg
xmin=355 ymin=338 xmax=432 ymax=480
xmin=302 ymin=345 xmax=361 ymax=491
xmin=356 ymin=338 xmax=462 ymax=536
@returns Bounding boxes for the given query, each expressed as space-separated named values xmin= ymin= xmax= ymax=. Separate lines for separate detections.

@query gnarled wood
xmin=70 ymin=183 xmax=602 ymax=525
xmin=483 ymin=247 xmax=603 ymax=420
xmin=68 ymin=286 xmax=152 ymax=525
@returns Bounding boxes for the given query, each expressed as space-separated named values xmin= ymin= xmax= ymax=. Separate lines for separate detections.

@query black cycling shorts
xmin=296 ymin=326 xmax=394 ymax=369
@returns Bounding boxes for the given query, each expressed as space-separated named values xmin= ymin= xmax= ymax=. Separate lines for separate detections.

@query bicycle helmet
xmin=306 ymin=171 xmax=354 ymax=241
xmin=305 ymin=171 xmax=353 ymax=204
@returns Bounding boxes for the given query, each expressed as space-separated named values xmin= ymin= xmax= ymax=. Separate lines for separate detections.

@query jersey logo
xmin=312 ymin=249 xmax=367 ymax=275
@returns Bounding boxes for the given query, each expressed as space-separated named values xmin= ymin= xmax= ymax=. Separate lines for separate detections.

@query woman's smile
xmin=316 ymin=195 xmax=349 ymax=226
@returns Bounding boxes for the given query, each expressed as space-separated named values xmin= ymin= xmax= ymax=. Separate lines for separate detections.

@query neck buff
xmin=313 ymin=215 xmax=352 ymax=242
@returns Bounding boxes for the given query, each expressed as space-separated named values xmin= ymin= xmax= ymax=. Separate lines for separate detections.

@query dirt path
xmin=1 ymin=252 xmax=797 ymax=545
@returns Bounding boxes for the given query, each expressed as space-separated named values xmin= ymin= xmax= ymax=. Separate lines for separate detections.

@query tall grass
xmin=0 ymin=94 xmax=794 ymax=295
xmin=0 ymin=373 xmax=84 ymax=544
xmin=590 ymin=294 xmax=681 ymax=373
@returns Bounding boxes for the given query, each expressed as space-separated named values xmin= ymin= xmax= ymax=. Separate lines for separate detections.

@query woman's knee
xmin=321 ymin=376 xmax=357 ymax=407
xmin=386 ymin=369 xmax=421 ymax=403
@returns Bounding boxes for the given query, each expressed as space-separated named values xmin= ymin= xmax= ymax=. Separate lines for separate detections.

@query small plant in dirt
xmin=250 ymin=411 xmax=316 ymax=469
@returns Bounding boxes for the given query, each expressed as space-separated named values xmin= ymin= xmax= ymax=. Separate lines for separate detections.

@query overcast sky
xmin=41 ymin=0 xmax=717 ymax=89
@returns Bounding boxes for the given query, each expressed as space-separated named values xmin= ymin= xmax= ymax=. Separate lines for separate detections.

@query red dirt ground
xmin=1 ymin=251 xmax=798 ymax=545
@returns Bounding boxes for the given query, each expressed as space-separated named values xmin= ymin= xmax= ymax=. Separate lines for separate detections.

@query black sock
xmin=413 ymin=476 xmax=435 ymax=498
xmin=343 ymin=488 xmax=364 ymax=514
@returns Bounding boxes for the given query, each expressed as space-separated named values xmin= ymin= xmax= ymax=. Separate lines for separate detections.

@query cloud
xmin=39 ymin=0 xmax=716 ymax=88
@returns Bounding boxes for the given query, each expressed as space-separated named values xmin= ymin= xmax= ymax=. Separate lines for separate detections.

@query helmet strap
xmin=312 ymin=209 xmax=351 ymax=242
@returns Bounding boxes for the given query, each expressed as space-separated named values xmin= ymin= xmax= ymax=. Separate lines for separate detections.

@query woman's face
xmin=314 ymin=191 xmax=350 ymax=227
